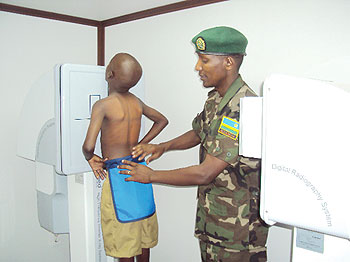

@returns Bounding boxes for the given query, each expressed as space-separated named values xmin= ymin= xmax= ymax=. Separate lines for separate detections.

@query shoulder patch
xmin=218 ymin=116 xmax=239 ymax=140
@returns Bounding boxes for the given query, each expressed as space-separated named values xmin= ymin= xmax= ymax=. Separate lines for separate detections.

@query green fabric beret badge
xmin=196 ymin=37 xmax=206 ymax=51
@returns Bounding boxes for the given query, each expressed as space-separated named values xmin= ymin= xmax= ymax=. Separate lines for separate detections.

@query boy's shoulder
xmin=97 ymin=93 xmax=141 ymax=107
xmin=98 ymin=94 xmax=122 ymax=104
xmin=91 ymin=96 xmax=112 ymax=112
xmin=94 ymin=92 xmax=143 ymax=110
xmin=93 ymin=96 xmax=108 ymax=107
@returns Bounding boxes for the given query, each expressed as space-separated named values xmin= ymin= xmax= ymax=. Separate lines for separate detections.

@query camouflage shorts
xmin=199 ymin=241 xmax=267 ymax=262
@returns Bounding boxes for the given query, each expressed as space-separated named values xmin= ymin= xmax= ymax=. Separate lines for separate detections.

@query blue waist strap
xmin=104 ymin=155 xmax=144 ymax=169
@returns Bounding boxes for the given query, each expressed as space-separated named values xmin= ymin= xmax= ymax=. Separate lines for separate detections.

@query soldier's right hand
xmin=132 ymin=144 xmax=165 ymax=164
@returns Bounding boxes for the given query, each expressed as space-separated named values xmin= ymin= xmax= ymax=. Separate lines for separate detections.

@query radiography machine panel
xmin=260 ymin=74 xmax=350 ymax=239
xmin=55 ymin=64 xmax=108 ymax=175
xmin=240 ymin=73 xmax=350 ymax=240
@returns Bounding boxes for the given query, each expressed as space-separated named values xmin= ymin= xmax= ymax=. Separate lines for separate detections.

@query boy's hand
xmin=118 ymin=160 xmax=154 ymax=183
xmin=88 ymin=154 xmax=108 ymax=180
xmin=132 ymin=144 xmax=165 ymax=164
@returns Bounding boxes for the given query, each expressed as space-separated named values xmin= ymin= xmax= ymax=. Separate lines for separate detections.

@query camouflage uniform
xmin=192 ymin=75 xmax=268 ymax=262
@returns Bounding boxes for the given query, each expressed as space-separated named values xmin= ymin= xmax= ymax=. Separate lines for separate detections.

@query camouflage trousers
xmin=199 ymin=241 xmax=267 ymax=262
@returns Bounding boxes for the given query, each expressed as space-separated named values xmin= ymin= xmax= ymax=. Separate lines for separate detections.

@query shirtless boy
xmin=82 ymin=53 xmax=168 ymax=262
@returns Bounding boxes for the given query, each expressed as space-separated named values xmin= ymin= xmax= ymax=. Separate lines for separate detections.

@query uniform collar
xmin=217 ymin=75 xmax=244 ymax=112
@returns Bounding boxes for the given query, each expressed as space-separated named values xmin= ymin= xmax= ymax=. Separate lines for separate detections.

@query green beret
xmin=191 ymin=26 xmax=248 ymax=55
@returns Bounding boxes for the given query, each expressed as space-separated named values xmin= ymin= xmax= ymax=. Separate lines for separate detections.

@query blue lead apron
xmin=104 ymin=156 xmax=156 ymax=223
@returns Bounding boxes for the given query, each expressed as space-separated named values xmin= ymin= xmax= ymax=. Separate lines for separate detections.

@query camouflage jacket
xmin=192 ymin=75 xmax=268 ymax=250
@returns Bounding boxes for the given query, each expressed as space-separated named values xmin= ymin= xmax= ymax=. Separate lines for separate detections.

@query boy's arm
xmin=82 ymin=101 xmax=104 ymax=160
xmin=82 ymin=101 xmax=107 ymax=179
xmin=138 ymin=100 xmax=168 ymax=144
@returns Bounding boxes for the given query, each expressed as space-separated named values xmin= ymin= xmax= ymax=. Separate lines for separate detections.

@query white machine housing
xmin=260 ymin=74 xmax=350 ymax=239
xmin=240 ymin=72 xmax=350 ymax=261
xmin=55 ymin=64 xmax=107 ymax=175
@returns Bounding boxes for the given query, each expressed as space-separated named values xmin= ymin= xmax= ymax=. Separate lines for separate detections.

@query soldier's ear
xmin=225 ymin=55 xmax=242 ymax=72
xmin=224 ymin=56 xmax=235 ymax=70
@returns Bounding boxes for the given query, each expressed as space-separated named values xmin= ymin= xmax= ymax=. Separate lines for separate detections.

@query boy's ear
xmin=106 ymin=70 xmax=114 ymax=79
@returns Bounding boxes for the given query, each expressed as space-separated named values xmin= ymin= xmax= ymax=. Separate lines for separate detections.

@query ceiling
xmin=1 ymin=0 xmax=185 ymax=21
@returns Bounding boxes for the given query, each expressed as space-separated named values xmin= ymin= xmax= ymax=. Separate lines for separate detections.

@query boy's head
xmin=105 ymin=53 xmax=142 ymax=93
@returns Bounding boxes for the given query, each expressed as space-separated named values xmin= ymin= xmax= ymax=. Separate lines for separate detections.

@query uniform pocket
xmin=204 ymin=193 xmax=250 ymax=248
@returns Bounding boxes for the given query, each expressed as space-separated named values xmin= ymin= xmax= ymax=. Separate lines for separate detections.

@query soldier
xmin=118 ymin=26 xmax=269 ymax=262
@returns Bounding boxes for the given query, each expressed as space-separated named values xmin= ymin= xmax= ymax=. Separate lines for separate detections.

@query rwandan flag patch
xmin=218 ymin=116 xmax=239 ymax=140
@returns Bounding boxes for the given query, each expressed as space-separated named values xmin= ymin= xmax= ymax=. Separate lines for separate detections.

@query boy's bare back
xmin=99 ymin=92 xmax=142 ymax=159
xmin=83 ymin=53 xmax=168 ymax=179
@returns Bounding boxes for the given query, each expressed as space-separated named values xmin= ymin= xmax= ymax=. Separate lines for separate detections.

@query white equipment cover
xmin=260 ymin=74 xmax=350 ymax=239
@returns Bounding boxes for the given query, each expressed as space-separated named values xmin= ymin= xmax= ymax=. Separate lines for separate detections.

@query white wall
xmin=105 ymin=0 xmax=350 ymax=261
xmin=2 ymin=0 xmax=350 ymax=261
xmin=0 ymin=12 xmax=97 ymax=262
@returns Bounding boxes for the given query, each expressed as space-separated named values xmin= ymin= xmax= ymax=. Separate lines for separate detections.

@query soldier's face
xmin=195 ymin=53 xmax=226 ymax=88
